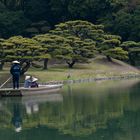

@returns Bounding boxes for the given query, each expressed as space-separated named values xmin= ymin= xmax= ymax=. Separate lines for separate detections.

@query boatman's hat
xmin=12 ymin=60 xmax=20 ymax=64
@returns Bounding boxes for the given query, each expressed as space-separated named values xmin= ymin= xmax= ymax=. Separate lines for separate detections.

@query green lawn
xmin=26 ymin=57 xmax=140 ymax=82
xmin=0 ymin=57 xmax=139 ymax=83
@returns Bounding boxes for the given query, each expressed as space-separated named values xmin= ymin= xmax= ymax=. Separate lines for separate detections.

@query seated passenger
xmin=24 ymin=76 xmax=32 ymax=88
xmin=30 ymin=77 xmax=38 ymax=88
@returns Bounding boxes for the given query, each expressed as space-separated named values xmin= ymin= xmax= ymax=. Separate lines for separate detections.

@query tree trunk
xmin=130 ymin=58 xmax=136 ymax=66
xmin=0 ymin=61 xmax=4 ymax=70
xmin=106 ymin=55 xmax=112 ymax=62
xmin=129 ymin=53 xmax=136 ymax=66
xmin=66 ymin=60 xmax=76 ymax=68
xmin=43 ymin=58 xmax=49 ymax=70
xmin=20 ymin=61 xmax=31 ymax=75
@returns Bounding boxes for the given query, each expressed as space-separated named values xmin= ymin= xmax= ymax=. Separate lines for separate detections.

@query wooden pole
xmin=0 ymin=77 xmax=11 ymax=88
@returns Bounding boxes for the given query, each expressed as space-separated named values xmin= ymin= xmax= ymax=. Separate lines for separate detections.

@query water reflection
xmin=0 ymin=79 xmax=140 ymax=140
xmin=11 ymin=103 xmax=22 ymax=132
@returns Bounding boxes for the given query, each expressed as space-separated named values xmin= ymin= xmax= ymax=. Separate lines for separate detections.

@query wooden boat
xmin=0 ymin=84 xmax=63 ymax=97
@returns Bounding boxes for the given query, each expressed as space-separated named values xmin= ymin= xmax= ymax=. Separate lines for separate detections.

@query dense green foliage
xmin=0 ymin=20 xmax=129 ymax=71
xmin=0 ymin=36 xmax=50 ymax=72
xmin=33 ymin=34 xmax=73 ymax=69
xmin=0 ymin=2 xmax=29 ymax=38
xmin=121 ymin=41 xmax=140 ymax=65
xmin=51 ymin=20 xmax=128 ymax=63
xmin=0 ymin=0 xmax=139 ymax=69
xmin=0 ymin=0 xmax=140 ymax=41
xmin=100 ymin=34 xmax=128 ymax=61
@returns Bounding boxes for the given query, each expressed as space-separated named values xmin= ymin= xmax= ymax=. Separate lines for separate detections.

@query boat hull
xmin=0 ymin=84 xmax=63 ymax=97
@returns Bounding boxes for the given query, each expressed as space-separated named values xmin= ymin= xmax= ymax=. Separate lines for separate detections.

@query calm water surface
xmin=0 ymin=79 xmax=140 ymax=140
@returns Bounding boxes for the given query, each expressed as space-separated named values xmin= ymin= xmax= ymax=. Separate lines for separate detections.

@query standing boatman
xmin=10 ymin=60 xmax=21 ymax=89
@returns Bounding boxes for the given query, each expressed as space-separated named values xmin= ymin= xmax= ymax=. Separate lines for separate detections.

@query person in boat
xmin=30 ymin=77 xmax=39 ymax=88
xmin=10 ymin=60 xmax=21 ymax=89
xmin=24 ymin=75 xmax=32 ymax=88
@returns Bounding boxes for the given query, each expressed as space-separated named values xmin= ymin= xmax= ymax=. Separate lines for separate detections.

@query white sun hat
xmin=25 ymin=76 xmax=31 ymax=80
xmin=32 ymin=77 xmax=38 ymax=82
xmin=12 ymin=60 xmax=20 ymax=64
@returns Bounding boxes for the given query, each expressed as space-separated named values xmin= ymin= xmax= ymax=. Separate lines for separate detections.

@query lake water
xmin=0 ymin=79 xmax=140 ymax=140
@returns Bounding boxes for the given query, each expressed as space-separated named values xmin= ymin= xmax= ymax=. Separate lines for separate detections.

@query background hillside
xmin=0 ymin=0 xmax=140 ymax=41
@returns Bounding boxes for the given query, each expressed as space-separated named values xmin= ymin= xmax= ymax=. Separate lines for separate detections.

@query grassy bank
xmin=0 ymin=56 xmax=140 ymax=83
xmin=23 ymin=57 xmax=140 ymax=82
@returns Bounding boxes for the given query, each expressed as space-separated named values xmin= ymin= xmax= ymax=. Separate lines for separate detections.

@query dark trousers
xmin=12 ymin=76 xmax=19 ymax=89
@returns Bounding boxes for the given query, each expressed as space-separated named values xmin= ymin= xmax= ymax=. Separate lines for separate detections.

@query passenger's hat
xmin=25 ymin=76 xmax=31 ymax=80
xmin=32 ymin=77 xmax=38 ymax=82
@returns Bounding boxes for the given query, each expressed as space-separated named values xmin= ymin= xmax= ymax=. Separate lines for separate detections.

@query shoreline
xmin=39 ymin=74 xmax=140 ymax=85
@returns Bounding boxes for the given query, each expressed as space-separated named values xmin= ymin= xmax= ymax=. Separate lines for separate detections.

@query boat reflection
xmin=0 ymin=92 xmax=63 ymax=132
xmin=22 ymin=93 xmax=63 ymax=115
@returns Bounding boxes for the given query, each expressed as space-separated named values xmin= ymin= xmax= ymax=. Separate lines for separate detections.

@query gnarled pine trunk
xmin=66 ymin=60 xmax=76 ymax=68
xmin=0 ymin=61 xmax=4 ymax=70
xmin=20 ymin=61 xmax=31 ymax=75
xmin=106 ymin=55 xmax=112 ymax=62
xmin=43 ymin=58 xmax=49 ymax=70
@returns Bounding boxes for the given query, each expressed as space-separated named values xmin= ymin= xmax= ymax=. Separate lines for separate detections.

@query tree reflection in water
xmin=0 ymin=79 xmax=140 ymax=140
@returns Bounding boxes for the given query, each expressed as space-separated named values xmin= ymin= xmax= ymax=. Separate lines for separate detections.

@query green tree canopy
xmin=51 ymin=20 xmax=98 ymax=68
xmin=33 ymin=33 xmax=73 ymax=69
xmin=51 ymin=20 xmax=104 ymax=42
xmin=51 ymin=20 xmax=128 ymax=62
xmin=64 ymin=36 xmax=96 ymax=68
xmin=3 ymin=36 xmax=50 ymax=74
xmin=121 ymin=41 xmax=140 ymax=65
xmin=99 ymin=34 xmax=128 ymax=61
